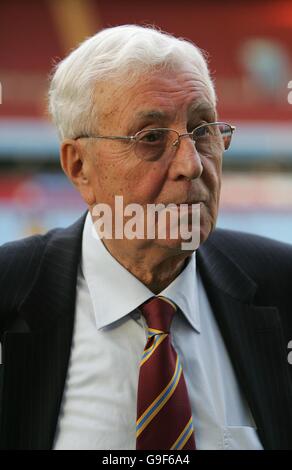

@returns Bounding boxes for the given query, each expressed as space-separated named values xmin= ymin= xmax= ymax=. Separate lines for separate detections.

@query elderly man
xmin=0 ymin=25 xmax=292 ymax=451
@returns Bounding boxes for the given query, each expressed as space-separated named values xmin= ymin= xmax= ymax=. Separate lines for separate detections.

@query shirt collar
xmin=160 ymin=254 xmax=200 ymax=333
xmin=81 ymin=212 xmax=200 ymax=333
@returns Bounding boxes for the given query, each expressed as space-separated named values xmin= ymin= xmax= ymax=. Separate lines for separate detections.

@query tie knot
xmin=139 ymin=296 xmax=176 ymax=334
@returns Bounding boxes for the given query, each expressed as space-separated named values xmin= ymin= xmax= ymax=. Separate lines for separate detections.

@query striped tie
xmin=136 ymin=296 xmax=196 ymax=450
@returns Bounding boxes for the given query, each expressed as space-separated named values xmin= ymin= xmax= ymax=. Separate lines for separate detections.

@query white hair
xmin=48 ymin=24 xmax=216 ymax=140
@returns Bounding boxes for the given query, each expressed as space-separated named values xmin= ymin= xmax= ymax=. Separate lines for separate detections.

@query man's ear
xmin=60 ymin=139 xmax=86 ymax=185
xmin=60 ymin=139 xmax=95 ymax=205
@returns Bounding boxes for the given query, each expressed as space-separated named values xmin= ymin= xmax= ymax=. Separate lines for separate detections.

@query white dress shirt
xmin=53 ymin=213 xmax=263 ymax=450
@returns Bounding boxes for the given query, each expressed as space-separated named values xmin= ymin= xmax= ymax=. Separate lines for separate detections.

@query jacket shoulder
xmin=207 ymin=228 xmax=292 ymax=294
xmin=209 ymin=228 xmax=292 ymax=259
xmin=0 ymin=229 xmax=60 ymax=326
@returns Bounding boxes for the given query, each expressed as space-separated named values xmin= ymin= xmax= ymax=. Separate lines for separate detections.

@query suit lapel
xmin=197 ymin=239 xmax=292 ymax=450
xmin=0 ymin=213 xmax=87 ymax=449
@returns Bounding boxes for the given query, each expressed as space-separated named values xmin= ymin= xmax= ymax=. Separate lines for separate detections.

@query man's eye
xmin=139 ymin=130 xmax=165 ymax=143
xmin=195 ymin=126 xmax=209 ymax=138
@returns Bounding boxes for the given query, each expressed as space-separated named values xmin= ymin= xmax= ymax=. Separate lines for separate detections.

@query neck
xmin=102 ymin=239 xmax=191 ymax=294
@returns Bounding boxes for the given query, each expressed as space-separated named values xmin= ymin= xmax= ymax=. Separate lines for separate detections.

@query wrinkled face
xmin=81 ymin=65 xmax=222 ymax=252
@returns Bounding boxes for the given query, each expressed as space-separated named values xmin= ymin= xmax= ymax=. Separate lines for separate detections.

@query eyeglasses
xmin=75 ymin=122 xmax=236 ymax=162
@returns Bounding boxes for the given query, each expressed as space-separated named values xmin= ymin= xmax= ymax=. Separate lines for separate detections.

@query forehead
xmin=96 ymin=66 xmax=215 ymax=129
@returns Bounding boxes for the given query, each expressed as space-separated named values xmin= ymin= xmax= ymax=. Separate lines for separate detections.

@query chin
xmin=199 ymin=217 xmax=215 ymax=245
xmin=152 ymin=213 xmax=215 ymax=252
xmin=154 ymin=233 xmax=199 ymax=254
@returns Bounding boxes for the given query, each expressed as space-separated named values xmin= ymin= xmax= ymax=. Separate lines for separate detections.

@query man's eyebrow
xmin=130 ymin=105 xmax=216 ymax=132
xmin=135 ymin=110 xmax=168 ymax=121
xmin=188 ymin=101 xmax=216 ymax=116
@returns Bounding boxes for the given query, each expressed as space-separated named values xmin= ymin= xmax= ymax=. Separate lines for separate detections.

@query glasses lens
xmin=219 ymin=123 xmax=233 ymax=150
xmin=134 ymin=129 xmax=178 ymax=160
xmin=193 ymin=123 xmax=233 ymax=153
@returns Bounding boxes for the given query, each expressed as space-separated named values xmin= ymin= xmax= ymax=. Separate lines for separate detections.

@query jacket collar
xmin=19 ymin=211 xmax=87 ymax=332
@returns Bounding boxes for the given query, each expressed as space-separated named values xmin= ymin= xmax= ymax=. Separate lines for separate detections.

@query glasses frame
xmin=74 ymin=121 xmax=236 ymax=152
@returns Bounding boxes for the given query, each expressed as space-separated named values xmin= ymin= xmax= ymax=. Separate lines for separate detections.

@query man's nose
xmin=168 ymin=136 xmax=203 ymax=181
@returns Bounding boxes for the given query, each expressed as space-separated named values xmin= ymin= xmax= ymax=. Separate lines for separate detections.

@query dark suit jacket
xmin=0 ymin=212 xmax=292 ymax=450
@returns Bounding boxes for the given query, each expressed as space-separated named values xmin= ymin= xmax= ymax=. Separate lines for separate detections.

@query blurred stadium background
xmin=0 ymin=0 xmax=291 ymax=245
